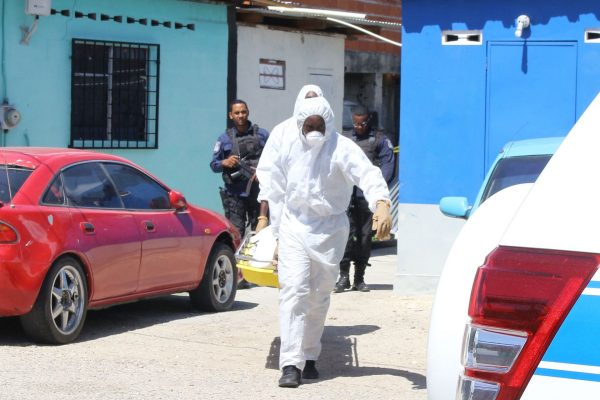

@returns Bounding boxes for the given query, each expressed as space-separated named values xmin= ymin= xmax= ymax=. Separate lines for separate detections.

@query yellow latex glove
xmin=372 ymin=200 xmax=392 ymax=241
xmin=255 ymin=216 xmax=269 ymax=233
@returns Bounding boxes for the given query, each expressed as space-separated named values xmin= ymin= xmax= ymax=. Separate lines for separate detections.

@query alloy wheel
xmin=211 ymin=254 xmax=234 ymax=304
xmin=49 ymin=265 xmax=86 ymax=336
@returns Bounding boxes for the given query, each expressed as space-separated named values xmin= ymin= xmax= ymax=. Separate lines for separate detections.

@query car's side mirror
xmin=169 ymin=190 xmax=188 ymax=211
xmin=439 ymin=196 xmax=471 ymax=219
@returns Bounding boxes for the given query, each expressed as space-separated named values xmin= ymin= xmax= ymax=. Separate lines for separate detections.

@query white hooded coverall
xmin=256 ymin=84 xmax=324 ymax=203
xmin=267 ymin=96 xmax=390 ymax=370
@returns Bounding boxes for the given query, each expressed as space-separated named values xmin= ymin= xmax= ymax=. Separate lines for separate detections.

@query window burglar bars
xmin=70 ymin=39 xmax=160 ymax=149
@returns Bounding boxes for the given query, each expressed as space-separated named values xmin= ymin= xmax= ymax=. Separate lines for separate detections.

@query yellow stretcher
xmin=235 ymin=226 xmax=279 ymax=288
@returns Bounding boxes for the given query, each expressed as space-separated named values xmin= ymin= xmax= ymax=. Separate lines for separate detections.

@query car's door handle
xmin=143 ymin=220 xmax=155 ymax=232
xmin=80 ymin=222 xmax=95 ymax=235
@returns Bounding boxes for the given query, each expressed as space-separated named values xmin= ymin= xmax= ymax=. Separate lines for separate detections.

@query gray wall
xmin=344 ymin=51 xmax=400 ymax=143
xmin=236 ymin=24 xmax=345 ymax=132
xmin=395 ymin=204 xmax=465 ymax=294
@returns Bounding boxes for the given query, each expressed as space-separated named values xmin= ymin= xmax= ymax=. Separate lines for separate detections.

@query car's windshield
xmin=480 ymin=155 xmax=552 ymax=205
xmin=0 ymin=166 xmax=34 ymax=203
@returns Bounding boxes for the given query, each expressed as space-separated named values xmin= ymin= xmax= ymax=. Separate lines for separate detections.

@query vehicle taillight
xmin=0 ymin=221 xmax=17 ymax=243
xmin=459 ymin=246 xmax=600 ymax=400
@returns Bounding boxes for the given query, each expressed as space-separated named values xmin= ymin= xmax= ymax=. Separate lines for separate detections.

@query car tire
xmin=20 ymin=257 xmax=88 ymax=344
xmin=190 ymin=242 xmax=237 ymax=312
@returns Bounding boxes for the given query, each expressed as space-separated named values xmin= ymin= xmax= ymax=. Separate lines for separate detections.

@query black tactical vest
xmin=227 ymin=124 xmax=262 ymax=168
xmin=354 ymin=131 xmax=384 ymax=166
xmin=221 ymin=125 xmax=263 ymax=185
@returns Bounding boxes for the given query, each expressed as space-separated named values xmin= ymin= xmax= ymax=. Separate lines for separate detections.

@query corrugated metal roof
xmin=238 ymin=7 xmax=401 ymax=29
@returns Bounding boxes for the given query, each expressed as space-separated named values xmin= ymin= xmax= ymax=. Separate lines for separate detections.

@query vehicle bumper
xmin=0 ymin=246 xmax=45 ymax=316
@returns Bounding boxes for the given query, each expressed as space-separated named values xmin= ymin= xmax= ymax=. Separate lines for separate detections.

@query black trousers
xmin=220 ymin=181 xmax=260 ymax=239
xmin=340 ymin=195 xmax=373 ymax=282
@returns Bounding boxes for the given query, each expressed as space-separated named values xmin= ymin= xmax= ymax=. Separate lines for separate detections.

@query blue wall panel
xmin=400 ymin=0 xmax=600 ymax=204
xmin=484 ymin=41 xmax=577 ymax=169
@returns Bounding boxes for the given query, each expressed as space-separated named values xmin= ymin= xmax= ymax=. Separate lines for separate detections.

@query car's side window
xmin=103 ymin=163 xmax=170 ymax=210
xmin=62 ymin=163 xmax=123 ymax=209
xmin=42 ymin=175 xmax=66 ymax=205
xmin=0 ymin=166 xmax=33 ymax=204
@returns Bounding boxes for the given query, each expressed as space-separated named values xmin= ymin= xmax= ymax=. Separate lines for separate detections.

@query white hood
xmin=295 ymin=96 xmax=335 ymax=147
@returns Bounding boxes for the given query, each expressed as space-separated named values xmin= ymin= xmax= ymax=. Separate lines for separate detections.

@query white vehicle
xmin=427 ymin=92 xmax=600 ymax=400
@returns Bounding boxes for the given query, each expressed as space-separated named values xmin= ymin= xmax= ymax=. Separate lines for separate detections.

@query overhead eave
xmin=236 ymin=6 xmax=401 ymax=45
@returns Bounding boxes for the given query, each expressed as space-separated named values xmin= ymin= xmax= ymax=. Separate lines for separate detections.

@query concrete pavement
xmin=0 ymin=244 xmax=433 ymax=400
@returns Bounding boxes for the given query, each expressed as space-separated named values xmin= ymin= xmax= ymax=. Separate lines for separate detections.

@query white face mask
xmin=304 ymin=130 xmax=325 ymax=147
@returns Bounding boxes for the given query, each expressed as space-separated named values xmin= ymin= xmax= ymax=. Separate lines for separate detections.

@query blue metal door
xmin=485 ymin=41 xmax=578 ymax=169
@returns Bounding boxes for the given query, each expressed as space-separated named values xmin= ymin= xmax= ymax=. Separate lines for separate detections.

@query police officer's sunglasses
xmin=353 ymin=119 xmax=370 ymax=128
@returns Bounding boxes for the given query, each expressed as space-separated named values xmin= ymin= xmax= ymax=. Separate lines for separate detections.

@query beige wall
xmin=236 ymin=24 xmax=345 ymax=132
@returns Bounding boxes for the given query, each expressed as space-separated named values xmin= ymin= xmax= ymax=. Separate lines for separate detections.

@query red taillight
xmin=0 ymin=222 xmax=17 ymax=243
xmin=464 ymin=246 xmax=600 ymax=400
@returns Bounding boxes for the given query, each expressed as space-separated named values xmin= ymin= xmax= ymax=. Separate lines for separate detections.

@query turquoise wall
xmin=0 ymin=0 xmax=229 ymax=212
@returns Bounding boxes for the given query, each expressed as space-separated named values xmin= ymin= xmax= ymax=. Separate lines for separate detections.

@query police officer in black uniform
xmin=334 ymin=106 xmax=395 ymax=293
xmin=210 ymin=99 xmax=269 ymax=240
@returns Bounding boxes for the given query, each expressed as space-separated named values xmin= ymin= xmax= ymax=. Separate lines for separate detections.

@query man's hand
xmin=221 ymin=155 xmax=239 ymax=169
xmin=255 ymin=216 xmax=269 ymax=233
xmin=372 ymin=200 xmax=392 ymax=240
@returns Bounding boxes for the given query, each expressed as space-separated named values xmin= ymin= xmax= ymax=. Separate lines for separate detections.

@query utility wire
xmin=327 ymin=17 xmax=402 ymax=47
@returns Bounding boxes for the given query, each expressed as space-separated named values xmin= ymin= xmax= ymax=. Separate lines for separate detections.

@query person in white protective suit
xmin=267 ymin=96 xmax=392 ymax=388
xmin=254 ymin=84 xmax=324 ymax=233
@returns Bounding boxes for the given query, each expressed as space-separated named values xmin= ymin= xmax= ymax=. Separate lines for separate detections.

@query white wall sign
xmin=259 ymin=58 xmax=285 ymax=90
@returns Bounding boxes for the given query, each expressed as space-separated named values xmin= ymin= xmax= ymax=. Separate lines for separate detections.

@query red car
xmin=0 ymin=148 xmax=240 ymax=344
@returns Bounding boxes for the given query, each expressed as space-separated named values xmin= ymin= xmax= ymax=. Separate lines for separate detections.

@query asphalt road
xmin=0 ymin=245 xmax=433 ymax=400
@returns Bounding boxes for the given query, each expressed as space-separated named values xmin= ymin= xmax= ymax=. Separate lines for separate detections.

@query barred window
xmin=70 ymin=39 xmax=159 ymax=149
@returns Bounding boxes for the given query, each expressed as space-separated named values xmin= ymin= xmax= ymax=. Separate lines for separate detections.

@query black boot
xmin=334 ymin=273 xmax=351 ymax=293
xmin=302 ymin=360 xmax=319 ymax=379
xmin=278 ymin=365 xmax=301 ymax=388
xmin=352 ymin=281 xmax=370 ymax=292
xmin=352 ymin=265 xmax=370 ymax=292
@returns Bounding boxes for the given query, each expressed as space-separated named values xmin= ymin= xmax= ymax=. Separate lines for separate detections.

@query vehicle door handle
xmin=80 ymin=222 xmax=95 ymax=235
xmin=143 ymin=220 xmax=155 ymax=232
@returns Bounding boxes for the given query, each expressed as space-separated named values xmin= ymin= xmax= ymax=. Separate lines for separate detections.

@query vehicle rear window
xmin=480 ymin=155 xmax=551 ymax=205
xmin=0 ymin=166 xmax=34 ymax=203
xmin=62 ymin=163 xmax=123 ymax=209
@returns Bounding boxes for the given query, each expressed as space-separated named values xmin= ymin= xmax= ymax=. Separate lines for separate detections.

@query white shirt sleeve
xmin=256 ymin=120 xmax=288 ymax=202
xmin=265 ymin=146 xmax=288 ymax=239
xmin=337 ymin=137 xmax=391 ymax=212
